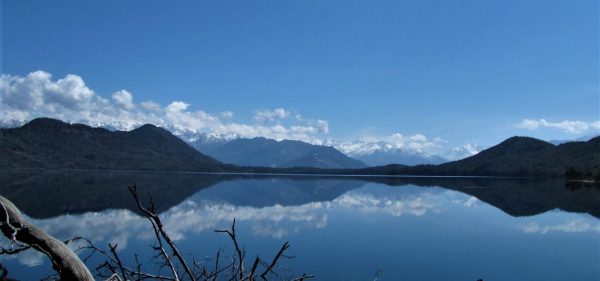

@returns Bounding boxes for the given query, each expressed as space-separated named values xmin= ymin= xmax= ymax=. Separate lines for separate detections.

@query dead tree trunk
xmin=0 ymin=195 xmax=94 ymax=281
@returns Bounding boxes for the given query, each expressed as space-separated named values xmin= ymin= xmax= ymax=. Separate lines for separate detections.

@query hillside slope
xmin=432 ymin=136 xmax=600 ymax=176
xmin=0 ymin=118 xmax=224 ymax=171
xmin=356 ymin=136 xmax=600 ymax=177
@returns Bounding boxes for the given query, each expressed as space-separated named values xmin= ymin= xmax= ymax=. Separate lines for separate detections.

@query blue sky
xmin=1 ymin=0 xmax=598 ymax=153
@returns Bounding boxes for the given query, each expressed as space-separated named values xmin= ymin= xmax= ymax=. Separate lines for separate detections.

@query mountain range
xmin=335 ymin=140 xmax=448 ymax=166
xmin=188 ymin=133 xmax=456 ymax=166
xmin=549 ymin=134 xmax=597 ymax=145
xmin=191 ymin=136 xmax=367 ymax=169
xmin=1 ymin=118 xmax=598 ymax=177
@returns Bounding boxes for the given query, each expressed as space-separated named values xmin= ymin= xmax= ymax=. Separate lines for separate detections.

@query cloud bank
xmin=0 ymin=71 xmax=330 ymax=144
xmin=517 ymin=118 xmax=600 ymax=134
xmin=522 ymin=220 xmax=600 ymax=234
xmin=4 ymin=70 xmax=560 ymax=158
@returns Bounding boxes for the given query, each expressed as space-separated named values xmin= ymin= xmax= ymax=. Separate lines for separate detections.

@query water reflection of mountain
xmin=0 ymin=171 xmax=364 ymax=218
xmin=0 ymin=170 xmax=223 ymax=218
xmin=1 ymin=170 xmax=598 ymax=220
xmin=371 ymin=177 xmax=600 ymax=219
xmin=190 ymin=178 xmax=365 ymax=207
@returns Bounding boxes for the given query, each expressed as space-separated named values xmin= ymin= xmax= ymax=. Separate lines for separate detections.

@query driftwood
xmin=0 ymin=195 xmax=94 ymax=281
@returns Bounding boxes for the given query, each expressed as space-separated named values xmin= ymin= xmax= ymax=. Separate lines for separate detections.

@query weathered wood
xmin=0 ymin=195 xmax=94 ymax=281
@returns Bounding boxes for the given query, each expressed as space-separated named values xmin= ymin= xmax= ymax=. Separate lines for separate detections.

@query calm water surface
xmin=0 ymin=171 xmax=598 ymax=280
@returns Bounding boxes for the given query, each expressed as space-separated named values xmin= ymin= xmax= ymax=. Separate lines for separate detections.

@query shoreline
xmin=0 ymin=167 xmax=561 ymax=179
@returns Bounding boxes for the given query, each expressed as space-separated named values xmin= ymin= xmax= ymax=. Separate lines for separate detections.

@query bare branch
xmin=245 ymin=256 xmax=261 ymax=281
xmin=215 ymin=218 xmax=246 ymax=280
xmin=129 ymin=184 xmax=196 ymax=281
xmin=291 ymin=274 xmax=315 ymax=281
xmin=149 ymin=220 xmax=179 ymax=281
xmin=108 ymin=243 xmax=128 ymax=281
xmin=0 ymin=244 xmax=30 ymax=255
xmin=73 ymin=237 xmax=177 ymax=281
xmin=261 ymin=242 xmax=290 ymax=279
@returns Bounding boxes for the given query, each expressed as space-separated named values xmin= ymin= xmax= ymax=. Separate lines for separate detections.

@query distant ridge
xmin=549 ymin=134 xmax=598 ymax=145
xmin=0 ymin=118 xmax=224 ymax=171
xmin=192 ymin=136 xmax=367 ymax=169
xmin=348 ymin=147 xmax=447 ymax=166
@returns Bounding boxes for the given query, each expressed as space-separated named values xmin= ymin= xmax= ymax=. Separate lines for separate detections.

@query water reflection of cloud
xmin=38 ymin=210 xmax=146 ymax=248
xmin=159 ymin=201 xmax=328 ymax=239
xmin=450 ymin=195 xmax=480 ymax=208
xmin=333 ymin=192 xmax=441 ymax=216
xmin=462 ymin=196 xmax=480 ymax=207
xmin=1 ymin=187 xmax=466 ymax=267
xmin=0 ymin=242 xmax=46 ymax=267
xmin=522 ymin=220 xmax=600 ymax=234
xmin=0 ymin=210 xmax=149 ymax=267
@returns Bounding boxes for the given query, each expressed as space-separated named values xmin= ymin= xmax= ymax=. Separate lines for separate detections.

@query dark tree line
xmin=565 ymin=167 xmax=600 ymax=181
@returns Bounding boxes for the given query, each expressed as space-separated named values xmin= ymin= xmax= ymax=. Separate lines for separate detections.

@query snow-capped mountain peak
xmin=333 ymin=140 xmax=447 ymax=166
xmin=444 ymin=144 xmax=481 ymax=161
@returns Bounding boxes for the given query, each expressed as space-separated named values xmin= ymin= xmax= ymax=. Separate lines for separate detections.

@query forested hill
xmin=354 ymin=136 xmax=600 ymax=177
xmin=0 ymin=118 xmax=225 ymax=171
xmin=435 ymin=136 xmax=600 ymax=177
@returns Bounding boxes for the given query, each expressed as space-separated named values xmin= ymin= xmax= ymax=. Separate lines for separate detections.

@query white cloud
xmin=140 ymin=100 xmax=161 ymax=112
xmin=522 ymin=220 xmax=600 ymax=234
xmin=0 ymin=71 xmax=163 ymax=131
xmin=1 ymin=71 xmax=95 ymax=121
xmin=333 ymin=192 xmax=441 ymax=217
xmin=462 ymin=196 xmax=479 ymax=207
xmin=0 ymin=71 xmax=329 ymax=144
xmin=315 ymin=119 xmax=329 ymax=133
xmin=517 ymin=118 xmax=600 ymax=134
xmin=254 ymin=108 xmax=290 ymax=123
xmin=461 ymin=144 xmax=480 ymax=155
xmin=220 ymin=111 xmax=234 ymax=119
xmin=111 ymin=90 xmax=134 ymax=110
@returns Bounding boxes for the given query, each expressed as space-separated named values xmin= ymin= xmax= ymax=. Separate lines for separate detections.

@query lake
xmin=0 ymin=170 xmax=598 ymax=280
